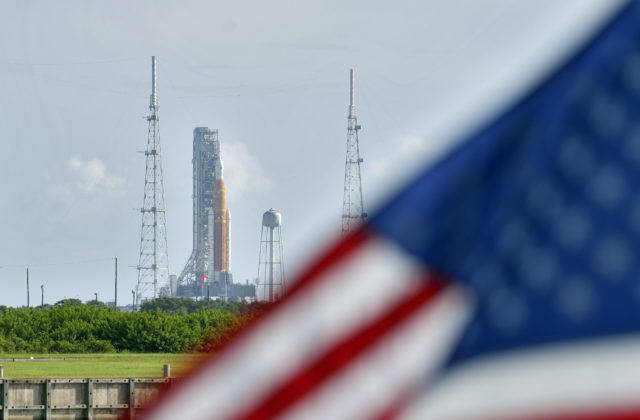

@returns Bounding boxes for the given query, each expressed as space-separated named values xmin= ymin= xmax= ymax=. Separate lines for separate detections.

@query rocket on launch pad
xmin=211 ymin=155 xmax=230 ymax=276
xmin=177 ymin=127 xmax=253 ymax=299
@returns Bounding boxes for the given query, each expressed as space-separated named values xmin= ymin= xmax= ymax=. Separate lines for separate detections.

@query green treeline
xmin=0 ymin=298 xmax=268 ymax=353
xmin=139 ymin=297 xmax=265 ymax=316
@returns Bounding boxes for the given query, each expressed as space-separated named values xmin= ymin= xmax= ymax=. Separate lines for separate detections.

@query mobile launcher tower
xmin=176 ymin=127 xmax=255 ymax=300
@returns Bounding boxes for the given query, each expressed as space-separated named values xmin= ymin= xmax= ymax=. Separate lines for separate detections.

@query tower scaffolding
xmin=136 ymin=56 xmax=170 ymax=303
xmin=177 ymin=127 xmax=220 ymax=294
xmin=177 ymin=127 xmax=254 ymax=300
xmin=341 ymin=69 xmax=366 ymax=234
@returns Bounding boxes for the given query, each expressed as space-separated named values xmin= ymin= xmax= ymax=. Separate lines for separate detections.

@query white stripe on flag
xmin=150 ymin=237 xmax=428 ymax=420
xmin=401 ymin=334 xmax=640 ymax=420
xmin=279 ymin=285 xmax=471 ymax=420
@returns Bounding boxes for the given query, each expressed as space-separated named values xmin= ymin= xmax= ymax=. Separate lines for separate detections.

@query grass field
xmin=0 ymin=353 xmax=207 ymax=378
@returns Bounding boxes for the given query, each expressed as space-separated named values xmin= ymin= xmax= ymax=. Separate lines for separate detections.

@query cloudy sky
xmin=0 ymin=1 xmax=623 ymax=306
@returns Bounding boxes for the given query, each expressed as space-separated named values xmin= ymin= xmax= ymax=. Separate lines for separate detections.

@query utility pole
xmin=40 ymin=284 xmax=43 ymax=307
xmin=26 ymin=268 xmax=30 ymax=308
xmin=132 ymin=290 xmax=136 ymax=312
xmin=94 ymin=292 xmax=98 ymax=303
xmin=114 ymin=257 xmax=118 ymax=311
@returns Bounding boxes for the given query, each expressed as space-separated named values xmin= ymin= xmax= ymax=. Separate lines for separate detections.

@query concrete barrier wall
xmin=0 ymin=378 xmax=173 ymax=419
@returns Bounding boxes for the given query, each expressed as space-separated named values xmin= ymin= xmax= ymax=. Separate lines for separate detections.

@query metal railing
xmin=0 ymin=375 xmax=174 ymax=419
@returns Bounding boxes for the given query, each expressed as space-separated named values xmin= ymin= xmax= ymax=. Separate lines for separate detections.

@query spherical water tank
xmin=262 ymin=208 xmax=282 ymax=228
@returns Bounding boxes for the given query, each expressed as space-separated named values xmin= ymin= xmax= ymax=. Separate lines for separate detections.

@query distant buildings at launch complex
xmin=176 ymin=127 xmax=255 ymax=300
xmin=133 ymin=57 xmax=287 ymax=303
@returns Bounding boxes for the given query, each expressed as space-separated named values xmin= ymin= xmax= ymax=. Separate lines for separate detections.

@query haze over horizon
xmin=0 ymin=1 xmax=622 ymax=306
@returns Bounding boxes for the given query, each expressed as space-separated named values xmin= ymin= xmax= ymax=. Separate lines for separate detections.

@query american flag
xmin=144 ymin=2 xmax=640 ymax=419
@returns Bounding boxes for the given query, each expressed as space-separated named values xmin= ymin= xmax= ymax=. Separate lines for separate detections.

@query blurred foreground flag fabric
xmin=144 ymin=2 xmax=640 ymax=420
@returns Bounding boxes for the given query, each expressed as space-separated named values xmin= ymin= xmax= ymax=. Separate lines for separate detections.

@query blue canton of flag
xmin=373 ymin=0 xmax=640 ymax=367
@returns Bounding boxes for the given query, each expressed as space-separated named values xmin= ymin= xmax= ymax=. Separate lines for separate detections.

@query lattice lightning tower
xmin=136 ymin=56 xmax=170 ymax=302
xmin=342 ymin=69 xmax=366 ymax=234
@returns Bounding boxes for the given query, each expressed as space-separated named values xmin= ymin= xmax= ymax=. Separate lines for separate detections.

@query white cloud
xmin=397 ymin=135 xmax=432 ymax=157
xmin=46 ymin=155 xmax=125 ymax=210
xmin=368 ymin=134 xmax=435 ymax=181
xmin=68 ymin=155 xmax=124 ymax=193
xmin=221 ymin=142 xmax=273 ymax=198
xmin=365 ymin=133 xmax=455 ymax=205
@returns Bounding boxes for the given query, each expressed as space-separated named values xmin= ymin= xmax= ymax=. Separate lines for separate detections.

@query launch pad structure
xmin=342 ymin=69 xmax=366 ymax=235
xmin=135 ymin=56 xmax=170 ymax=303
xmin=177 ymin=127 xmax=255 ymax=300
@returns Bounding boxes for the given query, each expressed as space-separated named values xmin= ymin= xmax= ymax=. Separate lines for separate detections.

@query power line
xmin=0 ymin=57 xmax=147 ymax=67
xmin=0 ymin=257 xmax=114 ymax=269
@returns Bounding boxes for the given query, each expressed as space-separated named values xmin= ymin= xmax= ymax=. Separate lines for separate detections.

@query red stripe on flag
xmin=202 ymin=228 xmax=373 ymax=357
xmin=371 ymin=391 xmax=417 ymax=420
xmin=514 ymin=407 xmax=640 ymax=420
xmin=371 ymin=398 xmax=409 ymax=420
xmin=230 ymin=278 xmax=447 ymax=420
xmin=283 ymin=228 xmax=371 ymax=300
xmin=138 ymin=229 xmax=374 ymax=420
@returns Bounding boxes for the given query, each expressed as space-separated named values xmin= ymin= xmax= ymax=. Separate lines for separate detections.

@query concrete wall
xmin=0 ymin=378 xmax=173 ymax=419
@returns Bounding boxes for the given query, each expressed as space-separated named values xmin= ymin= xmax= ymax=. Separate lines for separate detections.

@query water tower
xmin=257 ymin=209 xmax=285 ymax=302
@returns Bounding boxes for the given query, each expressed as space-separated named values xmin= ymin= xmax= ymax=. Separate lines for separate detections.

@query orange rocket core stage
xmin=213 ymin=179 xmax=229 ymax=271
